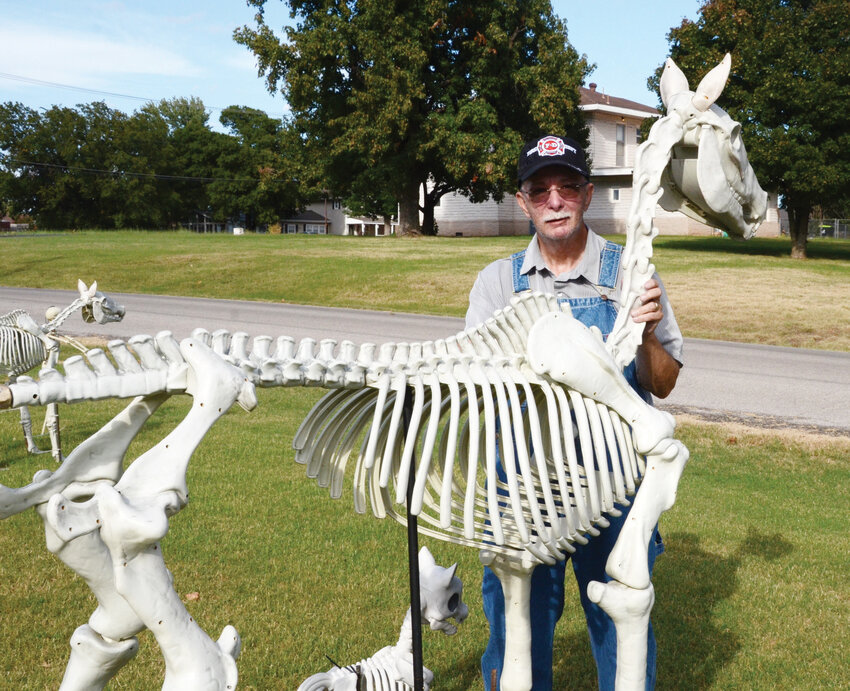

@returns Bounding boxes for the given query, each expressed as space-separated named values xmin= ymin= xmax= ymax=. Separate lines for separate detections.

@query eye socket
xmin=448 ymin=593 xmax=459 ymax=613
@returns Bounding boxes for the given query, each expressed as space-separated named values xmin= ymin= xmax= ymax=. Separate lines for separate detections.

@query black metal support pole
xmin=402 ymin=387 xmax=424 ymax=691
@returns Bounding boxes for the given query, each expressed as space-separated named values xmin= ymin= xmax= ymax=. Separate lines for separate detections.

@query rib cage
xmin=0 ymin=309 xmax=48 ymax=378
xmin=295 ymin=358 xmax=645 ymax=562
xmin=1 ymin=292 xmax=647 ymax=564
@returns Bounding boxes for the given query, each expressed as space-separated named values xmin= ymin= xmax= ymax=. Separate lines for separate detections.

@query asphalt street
xmin=2 ymin=286 xmax=847 ymax=434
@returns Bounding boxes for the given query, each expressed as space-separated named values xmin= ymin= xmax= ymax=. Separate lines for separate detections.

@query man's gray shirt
xmin=465 ymin=230 xmax=684 ymax=365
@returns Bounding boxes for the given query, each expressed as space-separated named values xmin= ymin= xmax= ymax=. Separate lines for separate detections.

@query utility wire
xmin=0 ymin=71 xmax=157 ymax=104
xmin=4 ymin=158 xmax=290 ymax=185
xmin=0 ymin=71 xmax=279 ymax=117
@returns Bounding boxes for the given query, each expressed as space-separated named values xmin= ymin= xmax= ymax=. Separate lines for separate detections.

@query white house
xmin=291 ymin=198 xmax=398 ymax=236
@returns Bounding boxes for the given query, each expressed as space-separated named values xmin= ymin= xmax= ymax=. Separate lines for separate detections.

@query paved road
xmin=2 ymin=286 xmax=847 ymax=433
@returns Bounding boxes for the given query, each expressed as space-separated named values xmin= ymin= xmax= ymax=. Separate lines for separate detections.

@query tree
xmin=0 ymin=102 xmax=124 ymax=228
xmin=0 ymin=101 xmax=174 ymax=228
xmin=140 ymin=97 xmax=218 ymax=226
xmin=657 ymin=0 xmax=850 ymax=259
xmin=235 ymin=0 xmax=590 ymax=235
xmin=209 ymin=106 xmax=302 ymax=228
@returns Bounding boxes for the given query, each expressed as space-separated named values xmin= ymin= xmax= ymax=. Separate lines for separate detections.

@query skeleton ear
xmin=441 ymin=563 xmax=458 ymax=586
xmin=418 ymin=546 xmax=436 ymax=572
xmin=660 ymin=58 xmax=689 ymax=108
xmin=77 ymin=278 xmax=87 ymax=295
xmin=692 ymin=53 xmax=731 ymax=112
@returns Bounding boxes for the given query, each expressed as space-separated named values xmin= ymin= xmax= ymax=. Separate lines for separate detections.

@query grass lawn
xmin=1 ymin=230 xmax=849 ymax=351
xmin=0 ymin=394 xmax=848 ymax=690
xmin=1 ymin=230 xmax=848 ymax=689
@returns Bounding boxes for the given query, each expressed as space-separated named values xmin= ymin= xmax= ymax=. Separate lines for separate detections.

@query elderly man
xmin=466 ymin=135 xmax=683 ymax=690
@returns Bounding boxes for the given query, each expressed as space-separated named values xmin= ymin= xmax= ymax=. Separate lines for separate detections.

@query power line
xmin=0 ymin=71 xmax=156 ymax=104
xmin=4 ymin=158 xmax=291 ymax=185
xmin=0 ymin=71 xmax=279 ymax=117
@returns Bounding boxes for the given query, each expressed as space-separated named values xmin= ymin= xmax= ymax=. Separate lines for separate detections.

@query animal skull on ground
xmin=297 ymin=546 xmax=468 ymax=691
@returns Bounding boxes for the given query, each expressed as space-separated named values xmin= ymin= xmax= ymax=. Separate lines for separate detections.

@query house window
xmin=616 ymin=124 xmax=625 ymax=166
xmin=286 ymin=223 xmax=297 ymax=234
xmin=332 ymin=199 xmax=341 ymax=210
xmin=305 ymin=223 xmax=327 ymax=234
xmin=636 ymin=126 xmax=642 ymax=145
xmin=611 ymin=188 xmax=621 ymax=202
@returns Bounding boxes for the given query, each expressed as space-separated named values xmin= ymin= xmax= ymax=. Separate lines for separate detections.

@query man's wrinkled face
xmin=516 ymin=166 xmax=593 ymax=245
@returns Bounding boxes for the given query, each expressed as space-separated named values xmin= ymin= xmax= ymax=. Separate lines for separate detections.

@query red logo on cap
xmin=537 ymin=136 xmax=566 ymax=157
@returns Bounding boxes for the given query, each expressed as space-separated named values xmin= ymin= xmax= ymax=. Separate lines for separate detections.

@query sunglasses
xmin=523 ymin=182 xmax=588 ymax=205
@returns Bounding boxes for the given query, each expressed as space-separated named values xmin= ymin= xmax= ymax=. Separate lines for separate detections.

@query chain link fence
xmin=808 ymin=219 xmax=849 ymax=238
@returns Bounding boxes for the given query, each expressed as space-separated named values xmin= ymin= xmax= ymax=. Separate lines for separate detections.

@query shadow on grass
xmin=656 ymin=236 xmax=850 ymax=261
xmin=539 ymin=527 xmax=794 ymax=690
xmin=451 ymin=650 xmax=494 ymax=691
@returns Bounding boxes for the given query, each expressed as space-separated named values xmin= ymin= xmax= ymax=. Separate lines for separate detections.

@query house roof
xmin=580 ymin=85 xmax=659 ymax=116
xmin=280 ymin=209 xmax=328 ymax=223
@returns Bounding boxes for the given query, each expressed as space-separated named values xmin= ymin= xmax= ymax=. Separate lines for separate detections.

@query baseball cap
xmin=517 ymin=135 xmax=590 ymax=185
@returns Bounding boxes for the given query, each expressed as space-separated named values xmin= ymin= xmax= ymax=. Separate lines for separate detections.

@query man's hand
xmin=631 ymin=279 xmax=680 ymax=398
xmin=630 ymin=279 xmax=665 ymax=337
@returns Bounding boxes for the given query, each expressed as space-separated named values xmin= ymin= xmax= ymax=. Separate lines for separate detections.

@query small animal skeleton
xmin=297 ymin=546 xmax=468 ymax=691
xmin=0 ymin=56 xmax=766 ymax=691
xmin=0 ymin=279 xmax=124 ymax=462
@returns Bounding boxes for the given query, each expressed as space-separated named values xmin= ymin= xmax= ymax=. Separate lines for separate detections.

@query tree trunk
xmin=398 ymin=178 xmax=421 ymax=236
xmin=788 ymin=204 xmax=810 ymax=260
xmin=421 ymin=196 xmax=436 ymax=236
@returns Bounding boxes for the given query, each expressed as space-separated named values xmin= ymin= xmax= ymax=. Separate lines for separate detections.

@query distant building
xmin=295 ymin=198 xmax=399 ymax=236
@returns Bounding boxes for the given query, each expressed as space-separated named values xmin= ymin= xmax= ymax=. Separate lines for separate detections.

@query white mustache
xmin=541 ymin=213 xmax=571 ymax=223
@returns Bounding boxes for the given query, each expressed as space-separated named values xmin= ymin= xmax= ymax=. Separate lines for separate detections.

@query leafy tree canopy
xmin=0 ymin=98 xmax=302 ymax=230
xmin=656 ymin=0 xmax=850 ymax=258
xmin=235 ymin=0 xmax=591 ymax=234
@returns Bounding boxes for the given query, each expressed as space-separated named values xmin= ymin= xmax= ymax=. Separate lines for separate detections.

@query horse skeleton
xmin=0 ymin=279 xmax=124 ymax=462
xmin=0 ymin=55 xmax=766 ymax=691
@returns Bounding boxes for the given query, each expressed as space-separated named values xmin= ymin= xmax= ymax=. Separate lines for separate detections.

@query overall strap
xmin=597 ymin=240 xmax=623 ymax=289
xmin=511 ymin=250 xmax=530 ymax=293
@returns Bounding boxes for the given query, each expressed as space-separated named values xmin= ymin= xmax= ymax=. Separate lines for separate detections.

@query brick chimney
xmin=589 ymin=83 xmax=597 ymax=92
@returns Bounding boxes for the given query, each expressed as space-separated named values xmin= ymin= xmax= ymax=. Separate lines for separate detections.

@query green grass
xmin=2 ymin=230 xmax=849 ymax=350
xmin=1 ymin=230 xmax=848 ymax=689
xmin=1 ymin=395 xmax=848 ymax=690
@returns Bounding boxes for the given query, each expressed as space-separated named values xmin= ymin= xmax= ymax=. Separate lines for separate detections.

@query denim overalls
xmin=481 ymin=241 xmax=661 ymax=691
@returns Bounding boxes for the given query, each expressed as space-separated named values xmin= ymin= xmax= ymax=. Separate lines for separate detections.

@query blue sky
xmin=2 ymin=1 xmax=702 ymax=130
